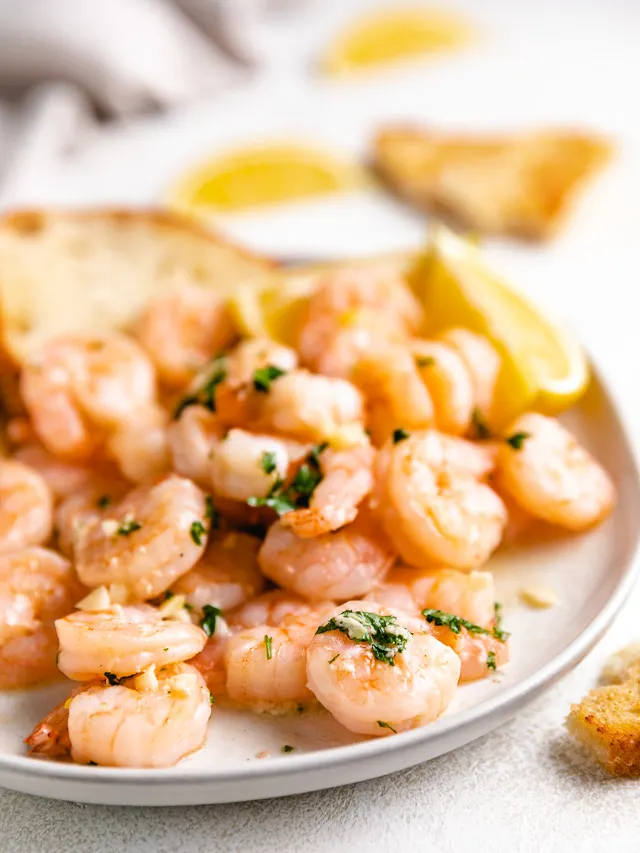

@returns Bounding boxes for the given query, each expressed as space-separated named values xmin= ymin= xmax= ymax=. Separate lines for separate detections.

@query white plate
xmin=0 ymin=367 xmax=637 ymax=806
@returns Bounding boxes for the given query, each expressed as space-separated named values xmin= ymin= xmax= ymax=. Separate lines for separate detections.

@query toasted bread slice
xmin=373 ymin=125 xmax=611 ymax=240
xmin=567 ymin=679 xmax=640 ymax=777
xmin=0 ymin=209 xmax=275 ymax=364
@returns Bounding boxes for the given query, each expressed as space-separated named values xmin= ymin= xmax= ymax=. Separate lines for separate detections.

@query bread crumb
xmin=601 ymin=641 xmax=640 ymax=685
xmin=519 ymin=585 xmax=557 ymax=609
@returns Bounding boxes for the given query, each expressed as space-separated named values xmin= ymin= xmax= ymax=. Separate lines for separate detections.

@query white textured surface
xmin=2 ymin=0 xmax=640 ymax=848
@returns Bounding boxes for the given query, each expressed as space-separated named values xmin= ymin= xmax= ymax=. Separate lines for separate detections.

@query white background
xmin=1 ymin=0 xmax=640 ymax=849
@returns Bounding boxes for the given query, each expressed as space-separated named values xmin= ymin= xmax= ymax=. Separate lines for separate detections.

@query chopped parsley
xmin=492 ymin=602 xmax=509 ymax=642
xmin=415 ymin=356 xmax=435 ymax=368
xmin=423 ymin=608 xmax=509 ymax=643
xmin=96 ymin=494 xmax=111 ymax=510
xmin=253 ymin=364 xmax=287 ymax=393
xmin=316 ymin=610 xmax=412 ymax=666
xmin=88 ymin=761 xmax=98 ymax=766
xmin=505 ymin=431 xmax=530 ymax=451
xmin=486 ymin=651 xmax=497 ymax=671
xmin=377 ymin=721 xmax=397 ymax=734
xmin=190 ymin=520 xmax=207 ymax=546
xmin=104 ymin=672 xmax=122 ymax=686
xmin=282 ymin=745 xmax=295 ymax=753
xmin=471 ymin=407 xmax=492 ymax=440
xmin=247 ymin=444 xmax=325 ymax=515
xmin=210 ymin=695 xmax=216 ymax=705
xmin=328 ymin=654 xmax=340 ymax=664
xmin=264 ymin=634 xmax=273 ymax=660
xmin=116 ymin=518 xmax=141 ymax=537
xmin=392 ymin=428 xmax=410 ymax=444
xmin=204 ymin=495 xmax=219 ymax=530
xmin=174 ymin=355 xmax=227 ymax=418
xmin=200 ymin=604 xmax=223 ymax=637
xmin=260 ymin=451 xmax=278 ymax=475
xmin=164 ymin=591 xmax=175 ymax=600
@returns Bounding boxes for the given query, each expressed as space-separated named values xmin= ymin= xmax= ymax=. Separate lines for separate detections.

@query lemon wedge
xmin=228 ymin=252 xmax=416 ymax=346
xmin=167 ymin=145 xmax=366 ymax=217
xmin=410 ymin=226 xmax=589 ymax=426
xmin=322 ymin=7 xmax=472 ymax=75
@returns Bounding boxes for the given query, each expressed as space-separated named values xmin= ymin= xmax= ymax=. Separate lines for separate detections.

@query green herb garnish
xmin=316 ymin=610 xmax=412 ymax=666
xmin=104 ymin=672 xmax=122 ymax=686
xmin=210 ymin=695 xmax=215 ymax=705
xmin=190 ymin=520 xmax=207 ymax=546
xmin=174 ymin=355 xmax=227 ymax=418
xmin=253 ymin=364 xmax=286 ymax=393
xmin=471 ymin=407 xmax=492 ymax=440
xmin=200 ymin=604 xmax=223 ymax=638
xmin=328 ymin=654 xmax=340 ymax=664
xmin=247 ymin=445 xmax=325 ymax=515
xmin=260 ymin=451 xmax=278 ymax=475
xmin=486 ymin=651 xmax=497 ymax=671
xmin=415 ymin=356 xmax=435 ymax=368
xmin=423 ymin=608 xmax=509 ymax=643
xmin=204 ymin=495 xmax=219 ymax=530
xmin=264 ymin=635 xmax=273 ymax=660
xmin=282 ymin=745 xmax=295 ymax=753
xmin=392 ymin=428 xmax=410 ymax=444
xmin=247 ymin=480 xmax=297 ymax=516
xmin=116 ymin=518 xmax=141 ymax=537
xmin=96 ymin=494 xmax=111 ymax=510
xmin=377 ymin=721 xmax=397 ymax=733
xmin=505 ymin=431 xmax=530 ymax=451
xmin=492 ymin=602 xmax=509 ymax=642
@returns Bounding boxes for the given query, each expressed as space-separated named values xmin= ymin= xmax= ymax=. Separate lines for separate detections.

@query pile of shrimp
xmin=0 ymin=268 xmax=614 ymax=768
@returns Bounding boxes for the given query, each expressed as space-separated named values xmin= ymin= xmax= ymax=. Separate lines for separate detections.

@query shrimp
xmin=410 ymin=340 xmax=474 ymax=436
xmin=225 ymin=606 xmax=333 ymax=711
xmin=228 ymin=589 xmax=319 ymax=630
xmin=170 ymin=531 xmax=265 ymax=612
xmin=281 ymin=442 xmax=375 ymax=537
xmin=168 ymin=406 xmax=226 ymax=489
xmin=12 ymin=443 xmax=119 ymax=501
xmin=0 ymin=548 xmax=84 ymax=689
xmin=427 ymin=621 xmax=508 ymax=682
xmin=496 ymin=413 xmax=616 ymax=531
xmin=56 ymin=605 xmax=207 ymax=680
xmin=437 ymin=327 xmax=501 ymax=419
xmin=20 ymin=334 xmax=157 ymax=459
xmin=373 ymin=430 xmax=507 ymax=569
xmin=54 ymin=477 xmax=132 ymax=557
xmin=306 ymin=600 xmax=460 ymax=736
xmin=259 ymin=507 xmax=396 ymax=601
xmin=106 ymin=404 xmax=171 ymax=483
xmin=73 ymin=475 xmax=208 ymax=601
xmin=210 ymin=429 xmax=293 ymax=503
xmin=297 ymin=269 xmax=422 ymax=375
xmin=225 ymin=338 xmax=299 ymax=384
xmin=0 ymin=460 xmax=53 ymax=553
xmin=216 ymin=369 xmax=366 ymax=445
xmin=134 ymin=284 xmax=236 ymax=388
xmin=352 ymin=344 xmax=434 ymax=446
xmin=67 ymin=663 xmax=211 ymax=767
xmin=366 ymin=566 xmax=495 ymax=626
xmin=26 ymin=683 xmax=93 ymax=758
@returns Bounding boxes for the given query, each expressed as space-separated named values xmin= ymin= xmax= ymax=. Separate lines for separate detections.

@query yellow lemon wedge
xmin=410 ymin=226 xmax=590 ymax=426
xmin=167 ymin=145 xmax=366 ymax=216
xmin=228 ymin=252 xmax=416 ymax=346
xmin=322 ymin=7 xmax=473 ymax=75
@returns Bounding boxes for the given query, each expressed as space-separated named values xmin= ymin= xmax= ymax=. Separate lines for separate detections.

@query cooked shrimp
xmin=106 ymin=404 xmax=171 ymax=483
xmin=210 ymin=429 xmax=292 ymax=503
xmin=13 ymin=443 xmax=117 ymax=501
xmin=20 ymin=334 xmax=157 ymax=459
xmin=496 ymin=413 xmax=616 ymax=531
xmin=306 ymin=600 xmax=460 ymax=736
xmin=427 ymin=621 xmax=509 ymax=682
xmin=353 ymin=344 xmax=434 ymax=446
xmin=189 ymin=627 xmax=231 ymax=697
xmin=366 ymin=566 xmax=495 ymax=626
xmin=26 ymin=683 xmax=93 ymax=758
xmin=0 ymin=548 xmax=84 ymax=688
xmin=373 ymin=430 xmax=507 ymax=569
xmin=54 ymin=477 xmax=131 ymax=557
xmin=171 ymin=531 xmax=265 ymax=612
xmin=229 ymin=589 xmax=319 ymax=630
xmin=67 ymin=663 xmax=211 ymax=767
xmin=437 ymin=327 xmax=501 ymax=419
xmin=411 ymin=340 xmax=474 ymax=436
xmin=216 ymin=369 xmax=365 ymax=444
xmin=134 ymin=284 xmax=235 ymax=388
xmin=297 ymin=269 xmax=422 ymax=375
xmin=226 ymin=606 xmax=333 ymax=711
xmin=281 ymin=443 xmax=375 ymax=537
xmin=168 ymin=406 xmax=225 ymax=489
xmin=56 ymin=605 xmax=207 ymax=680
xmin=259 ymin=507 xmax=395 ymax=601
xmin=0 ymin=460 xmax=53 ymax=553
xmin=226 ymin=338 xmax=299 ymax=384
xmin=73 ymin=475 xmax=208 ymax=601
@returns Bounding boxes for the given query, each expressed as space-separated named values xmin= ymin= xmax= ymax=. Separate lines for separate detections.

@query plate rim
xmin=0 ymin=357 xmax=638 ymax=797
